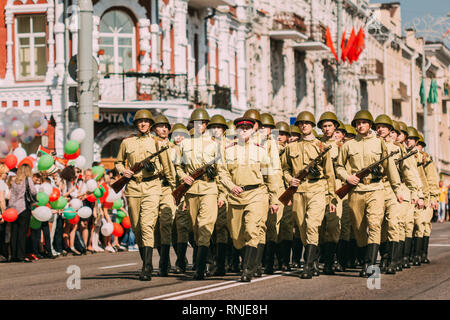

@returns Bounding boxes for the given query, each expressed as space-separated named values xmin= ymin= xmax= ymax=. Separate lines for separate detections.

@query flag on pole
xmin=419 ymin=78 xmax=427 ymax=105
xmin=342 ymin=28 xmax=356 ymax=63
xmin=326 ymin=27 xmax=338 ymax=62
xmin=427 ymin=79 xmax=438 ymax=104
xmin=341 ymin=31 xmax=347 ymax=62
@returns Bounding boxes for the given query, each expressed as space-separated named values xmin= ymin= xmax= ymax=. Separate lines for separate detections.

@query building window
xmin=417 ymin=113 xmax=424 ymax=133
xmin=99 ymin=10 xmax=136 ymax=74
xmin=393 ymin=99 xmax=402 ymax=118
xmin=442 ymin=100 xmax=447 ymax=115
xmin=360 ymin=80 xmax=368 ymax=110
xmin=15 ymin=14 xmax=47 ymax=79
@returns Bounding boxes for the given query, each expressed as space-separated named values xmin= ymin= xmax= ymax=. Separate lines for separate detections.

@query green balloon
xmin=29 ymin=216 xmax=42 ymax=230
xmin=92 ymin=166 xmax=105 ymax=181
xmin=64 ymin=140 xmax=80 ymax=155
xmin=116 ymin=216 xmax=123 ymax=224
xmin=63 ymin=207 xmax=77 ymax=219
xmin=38 ymin=154 xmax=54 ymax=171
xmin=51 ymin=196 xmax=68 ymax=210
xmin=113 ymin=199 xmax=123 ymax=209
xmin=37 ymin=192 xmax=49 ymax=206
xmin=117 ymin=210 xmax=126 ymax=219
xmin=93 ymin=188 xmax=103 ymax=198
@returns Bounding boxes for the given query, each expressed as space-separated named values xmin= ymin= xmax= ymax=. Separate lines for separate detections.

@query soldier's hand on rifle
xmin=270 ymin=204 xmax=279 ymax=215
xmin=182 ymin=201 xmax=188 ymax=212
xmin=287 ymin=200 xmax=292 ymax=206
xmin=416 ymin=198 xmax=424 ymax=209
xmin=397 ymin=195 xmax=404 ymax=204
xmin=218 ymin=200 xmax=225 ymax=208
xmin=370 ymin=165 xmax=382 ymax=177
xmin=329 ymin=204 xmax=336 ymax=213
xmin=232 ymin=186 xmax=243 ymax=196
xmin=347 ymin=175 xmax=360 ymax=186
xmin=123 ymin=169 xmax=134 ymax=178
xmin=183 ymin=176 xmax=195 ymax=185
xmin=290 ymin=178 xmax=300 ymax=187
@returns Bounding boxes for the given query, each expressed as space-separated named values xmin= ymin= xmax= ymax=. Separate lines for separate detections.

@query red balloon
xmin=99 ymin=182 xmax=109 ymax=204
xmin=86 ymin=193 xmax=97 ymax=203
xmin=2 ymin=208 xmax=18 ymax=222
xmin=18 ymin=156 xmax=34 ymax=169
xmin=121 ymin=216 xmax=131 ymax=229
xmin=49 ymin=188 xmax=61 ymax=202
xmin=103 ymin=201 xmax=113 ymax=209
xmin=112 ymin=223 xmax=124 ymax=237
xmin=4 ymin=154 xmax=17 ymax=170
xmin=64 ymin=148 xmax=80 ymax=160
xmin=69 ymin=215 xmax=80 ymax=225
xmin=46 ymin=203 xmax=52 ymax=208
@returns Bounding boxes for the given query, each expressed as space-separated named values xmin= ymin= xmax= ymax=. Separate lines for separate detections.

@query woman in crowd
xmin=0 ymin=164 xmax=10 ymax=260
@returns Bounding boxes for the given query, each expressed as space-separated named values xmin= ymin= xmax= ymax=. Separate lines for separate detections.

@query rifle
xmin=336 ymin=149 xmax=400 ymax=199
xmin=278 ymin=145 xmax=331 ymax=206
xmin=111 ymin=145 xmax=169 ymax=193
xmin=395 ymin=149 xmax=418 ymax=167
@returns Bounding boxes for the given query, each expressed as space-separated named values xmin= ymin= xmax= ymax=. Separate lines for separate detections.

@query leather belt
xmin=131 ymin=173 xmax=163 ymax=183
xmin=361 ymin=177 xmax=381 ymax=185
xmin=240 ymin=184 xmax=261 ymax=192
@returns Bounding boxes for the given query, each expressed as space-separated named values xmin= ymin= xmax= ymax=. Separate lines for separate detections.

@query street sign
xmin=68 ymin=54 xmax=99 ymax=82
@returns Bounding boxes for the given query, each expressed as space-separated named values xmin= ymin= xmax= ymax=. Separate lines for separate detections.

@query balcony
xmin=188 ymin=84 xmax=232 ymax=111
xmin=270 ymin=12 xmax=308 ymax=42
xmin=292 ymin=23 xmax=328 ymax=51
xmin=392 ymin=81 xmax=410 ymax=102
xmin=360 ymin=59 xmax=384 ymax=80
xmin=188 ymin=0 xmax=235 ymax=9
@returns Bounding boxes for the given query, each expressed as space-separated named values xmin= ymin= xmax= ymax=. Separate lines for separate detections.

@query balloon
xmin=51 ymin=196 xmax=68 ymax=210
xmin=115 ymin=216 xmax=123 ymax=224
xmin=77 ymin=206 xmax=92 ymax=219
xmin=74 ymin=155 xmax=86 ymax=169
xmin=101 ymin=222 xmax=113 ymax=237
xmin=70 ymin=198 xmax=83 ymax=211
xmin=20 ymin=127 xmax=36 ymax=144
xmin=93 ymin=188 xmax=103 ymax=198
xmin=112 ymin=223 xmax=124 ymax=237
xmin=39 ymin=118 xmax=48 ymax=131
xmin=70 ymin=128 xmax=86 ymax=143
xmin=86 ymin=193 xmax=97 ymax=203
xmin=0 ymin=140 xmax=10 ymax=156
xmin=112 ymin=199 xmax=123 ymax=209
xmin=29 ymin=216 xmax=42 ymax=229
xmin=36 ymin=192 xmax=49 ymax=206
xmin=49 ymin=188 xmax=61 ymax=202
xmin=40 ymin=182 xmax=53 ymax=195
xmin=86 ymin=179 xmax=97 ymax=192
xmin=38 ymin=154 xmax=54 ymax=171
xmin=10 ymin=120 xmax=25 ymax=137
xmin=63 ymin=207 xmax=77 ymax=219
xmin=64 ymin=148 xmax=80 ymax=160
xmin=117 ymin=210 xmax=126 ymax=219
xmin=0 ymin=121 xmax=7 ymax=138
xmin=64 ymin=140 xmax=79 ymax=155
xmin=103 ymin=201 xmax=113 ymax=209
xmin=69 ymin=215 xmax=80 ymax=225
xmin=106 ymin=189 xmax=121 ymax=202
xmin=18 ymin=156 xmax=34 ymax=169
xmin=13 ymin=147 xmax=27 ymax=163
xmin=92 ymin=166 xmax=105 ymax=181
xmin=121 ymin=216 xmax=131 ymax=229
xmin=32 ymin=206 xmax=53 ymax=222
xmin=2 ymin=208 xmax=18 ymax=222
xmin=4 ymin=154 xmax=17 ymax=169
xmin=99 ymin=182 xmax=109 ymax=203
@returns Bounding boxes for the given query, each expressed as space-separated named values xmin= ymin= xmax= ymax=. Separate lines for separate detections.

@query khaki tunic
xmin=422 ymin=153 xmax=440 ymax=237
xmin=412 ymin=149 xmax=429 ymax=238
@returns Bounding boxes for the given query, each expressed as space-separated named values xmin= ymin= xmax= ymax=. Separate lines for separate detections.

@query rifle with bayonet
xmin=395 ymin=149 xmax=418 ymax=168
xmin=111 ymin=145 xmax=169 ymax=193
xmin=278 ymin=145 xmax=331 ymax=206
xmin=336 ymin=149 xmax=400 ymax=199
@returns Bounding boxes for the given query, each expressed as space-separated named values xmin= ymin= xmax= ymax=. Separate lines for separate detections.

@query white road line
xmin=429 ymin=244 xmax=450 ymax=247
xmin=99 ymin=263 xmax=137 ymax=269
xmin=144 ymin=281 xmax=237 ymax=300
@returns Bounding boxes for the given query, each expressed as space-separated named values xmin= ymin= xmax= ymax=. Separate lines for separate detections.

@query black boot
xmin=274 ymin=243 xmax=282 ymax=270
xmin=175 ymin=242 xmax=188 ymax=273
xmin=281 ymin=240 xmax=292 ymax=271
xmin=312 ymin=245 xmax=320 ymax=277
xmin=397 ymin=241 xmax=404 ymax=271
xmin=360 ymin=244 xmax=379 ymax=278
xmin=193 ymin=246 xmax=209 ymax=280
xmin=410 ymin=237 xmax=416 ymax=264
xmin=323 ymin=242 xmax=335 ymax=275
xmin=300 ymin=244 xmax=316 ymax=279
xmin=139 ymin=246 xmax=144 ymax=261
xmin=191 ymin=244 xmax=198 ymax=271
xmin=231 ymin=246 xmax=241 ymax=273
xmin=412 ymin=237 xmax=423 ymax=266
xmin=291 ymin=238 xmax=302 ymax=268
xmin=241 ymin=246 xmax=258 ymax=282
xmin=403 ymin=237 xmax=412 ymax=268
xmin=336 ymin=240 xmax=348 ymax=271
xmin=422 ymin=236 xmax=430 ymax=264
xmin=254 ymin=243 xmax=265 ymax=277
xmin=379 ymin=242 xmax=388 ymax=272
xmin=356 ymin=245 xmax=366 ymax=268
xmin=213 ymin=243 xmax=227 ymax=276
xmin=347 ymin=239 xmax=358 ymax=269
xmin=158 ymin=244 xmax=170 ymax=277
xmin=385 ymin=242 xmax=397 ymax=275
xmin=264 ymin=241 xmax=276 ymax=274
xmin=139 ymin=247 xmax=153 ymax=281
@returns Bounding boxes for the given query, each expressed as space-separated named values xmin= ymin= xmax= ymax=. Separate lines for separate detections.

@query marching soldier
xmin=281 ymin=111 xmax=337 ymax=279
xmin=289 ymin=125 xmax=302 ymax=143
xmin=218 ymin=115 xmax=281 ymax=282
xmin=335 ymin=110 xmax=402 ymax=278
xmin=115 ymin=110 xmax=176 ymax=281
xmin=175 ymin=109 xmax=221 ymax=280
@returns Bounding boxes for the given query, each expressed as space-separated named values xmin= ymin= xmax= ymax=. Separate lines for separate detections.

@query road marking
xmin=99 ymin=263 xmax=137 ymax=269
xmin=429 ymin=244 xmax=450 ymax=247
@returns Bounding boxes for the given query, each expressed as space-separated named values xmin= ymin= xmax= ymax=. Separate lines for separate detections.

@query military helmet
xmin=336 ymin=120 xmax=347 ymax=133
xmin=226 ymin=122 xmax=237 ymax=136
xmin=151 ymin=114 xmax=171 ymax=130
xmin=351 ymin=110 xmax=374 ymax=127
xmin=207 ymin=114 xmax=227 ymax=128
xmin=290 ymin=125 xmax=302 ymax=136
xmin=189 ymin=128 xmax=195 ymax=137
xmin=391 ymin=120 xmax=401 ymax=134
xmin=295 ymin=111 xmax=316 ymax=127
xmin=398 ymin=121 xmax=408 ymax=135
xmin=189 ymin=108 xmax=210 ymax=123
xmin=242 ymin=109 xmax=262 ymax=124
xmin=260 ymin=113 xmax=276 ymax=128
xmin=275 ymin=121 xmax=290 ymax=135
xmin=344 ymin=124 xmax=357 ymax=136
xmin=406 ymin=126 xmax=420 ymax=140
xmin=133 ymin=109 xmax=154 ymax=125
xmin=418 ymin=134 xmax=426 ymax=146
xmin=373 ymin=114 xmax=393 ymax=129
xmin=317 ymin=111 xmax=339 ymax=128
xmin=171 ymin=123 xmax=189 ymax=136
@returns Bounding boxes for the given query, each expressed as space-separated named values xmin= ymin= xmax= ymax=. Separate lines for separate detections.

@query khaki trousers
xmin=186 ymin=194 xmax=218 ymax=247
xmin=404 ymin=202 xmax=415 ymax=238
xmin=127 ymin=195 xmax=160 ymax=247
xmin=381 ymin=190 xmax=400 ymax=243
xmin=423 ymin=207 xmax=434 ymax=237
xmin=175 ymin=200 xmax=192 ymax=243
xmin=156 ymin=188 xmax=177 ymax=245
xmin=278 ymin=204 xmax=294 ymax=242
xmin=322 ymin=200 xmax=343 ymax=243
xmin=413 ymin=207 xmax=426 ymax=238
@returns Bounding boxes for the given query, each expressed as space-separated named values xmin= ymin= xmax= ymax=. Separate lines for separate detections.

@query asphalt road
xmin=1 ymin=222 xmax=449 ymax=300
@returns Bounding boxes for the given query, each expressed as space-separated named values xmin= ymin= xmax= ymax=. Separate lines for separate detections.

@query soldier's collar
xmin=302 ymin=134 xmax=315 ymax=141
xmin=137 ymin=131 xmax=150 ymax=138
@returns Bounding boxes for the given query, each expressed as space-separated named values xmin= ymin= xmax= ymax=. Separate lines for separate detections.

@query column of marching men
xmin=115 ymin=107 xmax=440 ymax=282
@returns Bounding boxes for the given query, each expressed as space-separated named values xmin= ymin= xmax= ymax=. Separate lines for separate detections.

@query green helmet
xmin=406 ymin=126 xmax=420 ymax=140
xmin=275 ymin=121 xmax=291 ymax=134
xmin=189 ymin=108 xmax=210 ymax=123
xmin=418 ymin=134 xmax=426 ymax=146
xmin=391 ymin=120 xmax=401 ymax=134
xmin=317 ymin=111 xmax=339 ymax=129
xmin=151 ymin=114 xmax=171 ymax=130
xmin=295 ymin=111 xmax=316 ymax=127
xmin=133 ymin=109 xmax=154 ymax=125
xmin=351 ymin=110 xmax=374 ymax=127
xmin=171 ymin=123 xmax=189 ymax=136
xmin=260 ymin=113 xmax=276 ymax=128
xmin=290 ymin=125 xmax=302 ymax=136
xmin=336 ymin=120 xmax=347 ymax=133
xmin=207 ymin=114 xmax=227 ymax=128
xmin=398 ymin=121 xmax=408 ymax=134
xmin=344 ymin=124 xmax=357 ymax=136
xmin=373 ymin=114 xmax=393 ymax=129
xmin=242 ymin=109 xmax=262 ymax=124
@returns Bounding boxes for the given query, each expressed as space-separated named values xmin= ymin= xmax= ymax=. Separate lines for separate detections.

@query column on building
xmin=173 ymin=0 xmax=188 ymax=97
xmin=46 ymin=6 xmax=56 ymax=82
xmin=54 ymin=0 xmax=65 ymax=80
xmin=151 ymin=0 xmax=160 ymax=72
xmin=217 ymin=14 xmax=229 ymax=89
xmin=139 ymin=18 xmax=151 ymax=72
xmin=283 ymin=40 xmax=295 ymax=117
xmin=160 ymin=4 xmax=172 ymax=73
xmin=70 ymin=1 xmax=79 ymax=56
xmin=236 ymin=26 xmax=247 ymax=111
xmin=5 ymin=9 xmax=13 ymax=82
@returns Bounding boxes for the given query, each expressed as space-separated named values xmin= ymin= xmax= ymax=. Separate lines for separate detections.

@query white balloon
xmin=29 ymin=153 xmax=37 ymax=160
xmin=101 ymin=222 xmax=113 ymax=237
xmin=86 ymin=179 xmax=97 ymax=192
xmin=70 ymin=128 xmax=86 ymax=143
xmin=0 ymin=140 xmax=9 ymax=156
xmin=106 ymin=189 xmax=121 ymax=202
xmin=74 ymin=155 xmax=86 ymax=168
xmin=70 ymin=198 xmax=83 ymax=211
xmin=11 ymin=120 xmax=25 ymax=137
xmin=40 ymin=182 xmax=53 ymax=195
xmin=32 ymin=206 xmax=53 ymax=222
xmin=77 ymin=206 xmax=92 ymax=219
xmin=13 ymin=147 xmax=27 ymax=163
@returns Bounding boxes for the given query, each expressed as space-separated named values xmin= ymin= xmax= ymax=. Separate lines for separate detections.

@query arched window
xmin=99 ymin=10 xmax=136 ymax=74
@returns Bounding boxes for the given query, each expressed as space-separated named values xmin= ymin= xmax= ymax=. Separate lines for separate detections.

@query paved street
xmin=1 ymin=222 xmax=449 ymax=300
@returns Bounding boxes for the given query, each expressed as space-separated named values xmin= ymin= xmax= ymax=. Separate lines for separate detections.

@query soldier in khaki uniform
xmin=175 ymin=109 xmax=221 ymax=280
xmin=336 ymin=110 xmax=402 ymax=278
xmin=218 ymin=116 xmax=281 ymax=282
xmin=115 ymin=110 xmax=176 ymax=281
xmin=281 ymin=111 xmax=337 ymax=279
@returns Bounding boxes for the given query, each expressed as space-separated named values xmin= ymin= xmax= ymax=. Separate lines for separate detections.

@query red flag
xmin=343 ymin=28 xmax=356 ymax=63
xmin=326 ymin=27 xmax=338 ymax=62
xmin=354 ymin=28 xmax=365 ymax=61
xmin=340 ymin=31 xmax=346 ymax=62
